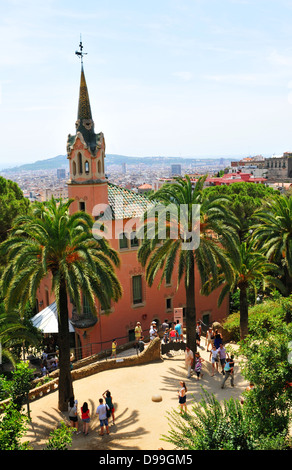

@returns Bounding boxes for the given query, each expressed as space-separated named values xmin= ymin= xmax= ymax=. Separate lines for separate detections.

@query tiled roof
xmin=107 ymin=183 xmax=154 ymax=220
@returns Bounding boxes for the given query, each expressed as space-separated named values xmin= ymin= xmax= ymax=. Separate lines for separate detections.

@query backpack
xmin=106 ymin=405 xmax=111 ymax=418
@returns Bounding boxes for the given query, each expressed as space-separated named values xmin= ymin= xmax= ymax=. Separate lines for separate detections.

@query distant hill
xmin=2 ymin=153 xmax=238 ymax=173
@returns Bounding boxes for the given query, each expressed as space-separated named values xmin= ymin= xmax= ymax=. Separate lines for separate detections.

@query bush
xmin=45 ymin=421 xmax=75 ymax=450
xmin=223 ymin=297 xmax=287 ymax=342
xmin=162 ymin=389 xmax=291 ymax=450
xmin=0 ymin=402 xmax=31 ymax=450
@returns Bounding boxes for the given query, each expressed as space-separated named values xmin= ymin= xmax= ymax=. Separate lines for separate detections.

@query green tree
xmin=0 ymin=402 xmax=31 ymax=450
xmin=252 ymin=194 xmax=292 ymax=296
xmin=204 ymin=241 xmax=281 ymax=339
xmin=204 ymin=182 xmax=278 ymax=241
xmin=138 ymin=175 xmax=238 ymax=352
xmin=0 ymin=197 xmax=122 ymax=411
xmin=240 ymin=320 xmax=292 ymax=437
xmin=0 ymin=176 xmax=30 ymax=243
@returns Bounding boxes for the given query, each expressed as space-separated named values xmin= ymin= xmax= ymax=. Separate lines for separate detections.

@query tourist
xmin=169 ymin=326 xmax=176 ymax=342
xmin=185 ymin=346 xmax=194 ymax=378
xmin=162 ymin=319 xmax=169 ymax=333
xmin=110 ymin=339 xmax=117 ymax=358
xmin=178 ymin=381 xmax=187 ymax=414
xmin=102 ymin=390 xmax=115 ymax=425
xmin=205 ymin=327 xmax=214 ymax=351
xmin=68 ymin=396 xmax=79 ymax=432
xmin=81 ymin=402 xmax=90 ymax=435
xmin=149 ymin=322 xmax=158 ymax=340
xmin=138 ymin=336 xmax=146 ymax=353
xmin=221 ymin=356 xmax=235 ymax=388
xmin=196 ymin=321 xmax=201 ymax=347
xmin=194 ymin=351 xmax=204 ymax=380
xmin=96 ymin=398 xmax=110 ymax=435
xmin=217 ymin=343 xmax=228 ymax=375
xmin=214 ymin=329 xmax=223 ymax=349
xmin=135 ymin=322 xmax=142 ymax=343
xmin=41 ymin=362 xmax=48 ymax=376
xmin=163 ymin=328 xmax=169 ymax=344
xmin=175 ymin=319 xmax=183 ymax=341
xmin=209 ymin=344 xmax=220 ymax=376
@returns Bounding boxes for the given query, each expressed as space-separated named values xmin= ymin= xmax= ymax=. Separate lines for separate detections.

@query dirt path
xmin=24 ymin=343 xmax=247 ymax=451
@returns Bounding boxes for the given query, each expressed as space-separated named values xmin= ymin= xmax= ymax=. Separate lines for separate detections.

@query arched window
xmin=78 ymin=153 xmax=83 ymax=174
xmin=73 ymin=161 xmax=76 ymax=176
xmin=98 ymin=160 xmax=101 ymax=174
xmin=85 ymin=161 xmax=89 ymax=174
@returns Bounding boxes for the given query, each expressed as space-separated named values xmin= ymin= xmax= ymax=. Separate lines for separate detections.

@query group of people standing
xmin=184 ymin=327 xmax=235 ymax=387
xmin=68 ymin=390 xmax=115 ymax=437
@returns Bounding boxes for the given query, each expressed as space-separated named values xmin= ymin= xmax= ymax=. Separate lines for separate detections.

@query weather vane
xmin=75 ymin=35 xmax=87 ymax=66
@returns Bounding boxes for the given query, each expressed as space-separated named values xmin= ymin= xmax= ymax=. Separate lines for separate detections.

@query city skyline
xmin=1 ymin=0 xmax=292 ymax=168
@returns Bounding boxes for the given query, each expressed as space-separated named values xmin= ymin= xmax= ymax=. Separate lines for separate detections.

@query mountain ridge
xmin=1 ymin=153 xmax=240 ymax=172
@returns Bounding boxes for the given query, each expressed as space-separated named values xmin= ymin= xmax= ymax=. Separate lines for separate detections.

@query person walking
xmin=205 ymin=327 xmax=214 ymax=352
xmin=81 ymin=402 xmax=90 ymax=435
xmin=217 ymin=343 xmax=228 ymax=375
xmin=209 ymin=344 xmax=220 ymax=376
xmin=110 ymin=339 xmax=117 ymax=358
xmin=185 ymin=346 xmax=194 ymax=378
xmin=177 ymin=381 xmax=187 ymax=414
xmin=221 ymin=356 xmax=235 ymax=389
xmin=102 ymin=390 xmax=115 ymax=425
xmin=194 ymin=352 xmax=204 ymax=380
xmin=96 ymin=398 xmax=110 ymax=436
xmin=214 ymin=329 xmax=223 ymax=349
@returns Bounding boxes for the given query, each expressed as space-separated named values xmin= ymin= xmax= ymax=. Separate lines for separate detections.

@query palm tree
xmin=203 ymin=241 xmax=281 ymax=339
xmin=0 ymin=310 xmax=40 ymax=369
xmin=251 ymin=195 xmax=292 ymax=296
xmin=0 ymin=197 xmax=122 ymax=411
xmin=138 ymin=175 xmax=239 ymax=353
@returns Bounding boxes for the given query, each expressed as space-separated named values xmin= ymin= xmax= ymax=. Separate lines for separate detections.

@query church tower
xmin=67 ymin=40 xmax=108 ymax=216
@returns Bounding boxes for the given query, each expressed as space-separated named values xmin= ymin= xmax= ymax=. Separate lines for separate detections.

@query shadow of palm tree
xmin=25 ymin=404 xmax=150 ymax=451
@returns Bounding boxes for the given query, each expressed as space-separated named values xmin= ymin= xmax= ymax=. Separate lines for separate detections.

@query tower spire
xmin=74 ymin=37 xmax=96 ymax=152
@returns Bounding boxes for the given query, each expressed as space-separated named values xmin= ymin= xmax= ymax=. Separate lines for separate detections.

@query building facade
xmin=36 ymin=63 xmax=229 ymax=358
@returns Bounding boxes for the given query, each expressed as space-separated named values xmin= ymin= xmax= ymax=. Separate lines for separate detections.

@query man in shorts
xmin=96 ymin=398 xmax=110 ymax=435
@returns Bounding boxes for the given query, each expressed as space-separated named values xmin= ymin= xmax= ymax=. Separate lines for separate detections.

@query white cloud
xmin=173 ymin=71 xmax=193 ymax=81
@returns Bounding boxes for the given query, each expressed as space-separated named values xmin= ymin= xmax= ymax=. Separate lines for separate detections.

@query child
xmin=194 ymin=352 xmax=204 ymax=380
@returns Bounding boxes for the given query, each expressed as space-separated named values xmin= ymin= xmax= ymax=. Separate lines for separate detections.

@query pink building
xmin=36 ymin=61 xmax=229 ymax=358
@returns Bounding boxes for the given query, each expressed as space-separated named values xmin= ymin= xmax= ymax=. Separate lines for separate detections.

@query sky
xmin=1 ymin=0 xmax=292 ymax=168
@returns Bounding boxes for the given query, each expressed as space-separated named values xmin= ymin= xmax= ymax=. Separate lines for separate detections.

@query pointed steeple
xmin=73 ymin=39 xmax=98 ymax=155
xmin=77 ymin=65 xmax=92 ymax=122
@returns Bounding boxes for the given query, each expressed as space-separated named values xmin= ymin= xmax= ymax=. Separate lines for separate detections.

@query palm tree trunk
xmin=185 ymin=258 xmax=197 ymax=354
xmin=57 ymin=278 xmax=74 ymax=411
xmin=239 ymin=285 xmax=249 ymax=340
